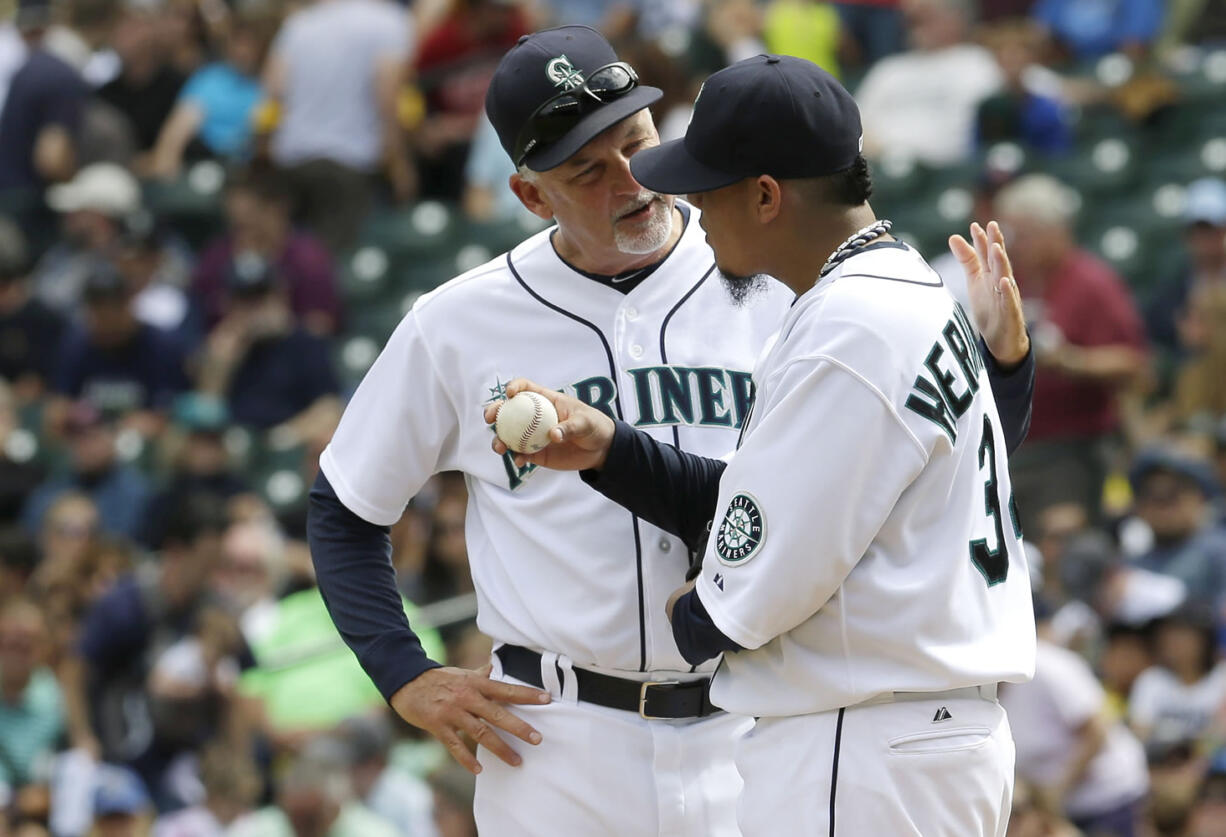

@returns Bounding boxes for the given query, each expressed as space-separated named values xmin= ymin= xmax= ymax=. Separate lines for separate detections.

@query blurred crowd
xmin=0 ymin=0 xmax=1222 ymax=834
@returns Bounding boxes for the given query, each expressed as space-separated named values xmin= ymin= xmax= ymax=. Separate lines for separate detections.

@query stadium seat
xmin=359 ymin=200 xmax=462 ymax=260
xmin=259 ymin=466 xmax=307 ymax=513
xmin=347 ymin=295 xmax=408 ymax=344
xmin=1151 ymin=99 xmax=1226 ymax=148
xmin=1072 ymin=106 xmax=1138 ymax=146
xmin=338 ymin=245 xmax=392 ymax=304
xmin=243 ymin=432 xmax=310 ymax=513
xmin=401 ymin=257 xmax=460 ymax=292
xmin=1141 ymin=140 xmax=1226 ymax=187
xmin=888 ymin=199 xmax=960 ymax=262
xmin=868 ymin=153 xmax=928 ymax=209
xmin=1035 ymin=137 xmax=1139 ymax=198
xmin=462 ymin=215 xmax=544 ymax=255
xmin=142 ymin=165 xmax=227 ymax=249
xmin=336 ymin=334 xmax=381 ymax=389
xmin=1077 ymin=193 xmax=1180 ymax=297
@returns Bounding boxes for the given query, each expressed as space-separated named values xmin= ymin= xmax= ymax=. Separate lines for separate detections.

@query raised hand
xmin=483 ymin=378 xmax=617 ymax=472
xmin=949 ymin=221 xmax=1030 ymax=366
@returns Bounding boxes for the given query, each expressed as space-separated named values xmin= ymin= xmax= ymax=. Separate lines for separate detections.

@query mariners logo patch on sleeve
xmin=716 ymin=493 xmax=765 ymax=565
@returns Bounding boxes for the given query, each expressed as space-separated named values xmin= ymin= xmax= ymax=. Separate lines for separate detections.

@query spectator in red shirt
xmin=191 ymin=167 xmax=340 ymax=337
xmin=995 ymin=173 xmax=1148 ymax=531
xmin=412 ymin=0 xmax=529 ymax=199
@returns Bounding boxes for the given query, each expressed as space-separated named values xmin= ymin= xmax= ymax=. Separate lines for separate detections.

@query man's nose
xmin=611 ymin=155 xmax=641 ymax=196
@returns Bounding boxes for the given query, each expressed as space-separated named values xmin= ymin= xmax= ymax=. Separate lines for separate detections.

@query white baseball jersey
xmin=695 ymin=241 xmax=1036 ymax=718
xmin=321 ymin=203 xmax=794 ymax=675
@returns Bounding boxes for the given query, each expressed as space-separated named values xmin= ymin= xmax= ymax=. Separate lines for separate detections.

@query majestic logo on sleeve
xmin=716 ymin=493 xmax=765 ymax=565
xmin=546 ymin=55 xmax=585 ymax=90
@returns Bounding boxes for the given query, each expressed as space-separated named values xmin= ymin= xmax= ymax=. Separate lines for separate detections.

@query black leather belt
xmin=496 ymin=644 xmax=721 ymax=720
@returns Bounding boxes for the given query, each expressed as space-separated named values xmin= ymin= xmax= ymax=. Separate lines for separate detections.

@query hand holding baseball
xmin=484 ymin=379 xmax=616 ymax=471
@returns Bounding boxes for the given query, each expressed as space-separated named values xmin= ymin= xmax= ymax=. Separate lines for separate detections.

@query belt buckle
xmin=639 ymin=680 xmax=681 ymax=720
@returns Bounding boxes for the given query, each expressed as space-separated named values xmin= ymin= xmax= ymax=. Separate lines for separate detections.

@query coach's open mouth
xmin=617 ymin=199 xmax=657 ymax=222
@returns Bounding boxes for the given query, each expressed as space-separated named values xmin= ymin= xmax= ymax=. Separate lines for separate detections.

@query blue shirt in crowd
xmin=1033 ymin=0 xmax=1164 ymax=60
xmin=178 ymin=62 xmax=261 ymax=158
xmin=22 ymin=464 xmax=152 ymax=542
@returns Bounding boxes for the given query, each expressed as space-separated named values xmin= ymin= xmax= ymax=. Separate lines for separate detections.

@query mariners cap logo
xmin=546 ymin=54 xmax=585 ymax=90
xmin=716 ymin=492 xmax=765 ymax=565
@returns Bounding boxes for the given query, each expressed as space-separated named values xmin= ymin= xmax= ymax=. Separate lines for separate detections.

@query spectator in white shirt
xmin=855 ymin=0 xmax=1001 ymax=166
xmin=1001 ymin=600 xmax=1149 ymax=837
xmin=1130 ymin=606 xmax=1226 ymax=749
xmin=261 ymin=0 xmax=413 ymax=251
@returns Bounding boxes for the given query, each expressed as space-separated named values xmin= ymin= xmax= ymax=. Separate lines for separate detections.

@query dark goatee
xmin=718 ymin=270 xmax=769 ymax=306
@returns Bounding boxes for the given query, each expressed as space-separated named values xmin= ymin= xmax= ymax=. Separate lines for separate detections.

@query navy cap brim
xmin=523 ymin=86 xmax=663 ymax=171
xmin=629 ymin=138 xmax=745 ymax=195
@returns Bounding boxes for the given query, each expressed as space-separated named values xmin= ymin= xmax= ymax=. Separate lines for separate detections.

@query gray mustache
xmin=615 ymin=195 xmax=661 ymax=219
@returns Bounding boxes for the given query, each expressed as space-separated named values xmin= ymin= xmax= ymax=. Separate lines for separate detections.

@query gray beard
xmin=719 ymin=270 xmax=769 ymax=306
xmin=613 ymin=198 xmax=673 ymax=255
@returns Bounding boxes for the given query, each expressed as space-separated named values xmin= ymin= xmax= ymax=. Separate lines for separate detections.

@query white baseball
xmin=495 ymin=391 xmax=559 ymax=454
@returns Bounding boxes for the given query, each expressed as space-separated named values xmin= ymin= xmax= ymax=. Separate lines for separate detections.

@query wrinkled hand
xmin=390 ymin=664 xmax=550 ymax=775
xmin=950 ymin=221 xmax=1030 ymax=367
xmin=483 ymin=378 xmax=616 ymax=471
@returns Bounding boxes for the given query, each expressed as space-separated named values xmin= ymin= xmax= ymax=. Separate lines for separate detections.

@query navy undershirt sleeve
xmin=307 ymin=471 xmax=440 ymax=701
xmin=980 ymin=337 xmax=1035 ymax=455
xmin=671 ymin=588 xmax=745 ymax=665
xmin=580 ymin=420 xmax=726 ymax=551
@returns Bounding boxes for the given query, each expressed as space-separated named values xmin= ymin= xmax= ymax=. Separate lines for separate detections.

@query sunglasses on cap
xmin=513 ymin=62 xmax=640 ymax=168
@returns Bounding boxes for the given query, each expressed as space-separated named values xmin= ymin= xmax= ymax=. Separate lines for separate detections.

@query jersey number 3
xmin=969 ymin=414 xmax=1020 ymax=587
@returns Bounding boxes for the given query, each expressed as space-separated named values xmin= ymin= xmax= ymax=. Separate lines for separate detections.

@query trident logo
xmin=546 ymin=55 xmax=585 ymax=90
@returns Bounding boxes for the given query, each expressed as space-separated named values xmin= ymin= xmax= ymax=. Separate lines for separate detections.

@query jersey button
xmin=659 ymin=538 xmax=671 ymax=552
xmin=630 ymin=344 xmax=644 ymax=359
xmin=625 ymin=306 xmax=638 ymax=320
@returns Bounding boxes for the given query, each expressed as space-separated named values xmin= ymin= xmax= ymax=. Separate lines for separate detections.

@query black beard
xmin=718 ymin=270 xmax=769 ymax=306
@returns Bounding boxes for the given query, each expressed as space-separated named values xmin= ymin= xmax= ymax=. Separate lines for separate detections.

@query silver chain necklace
xmin=819 ymin=219 xmax=893 ymax=278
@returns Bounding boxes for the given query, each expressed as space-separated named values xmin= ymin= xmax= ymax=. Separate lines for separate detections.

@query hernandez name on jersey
xmin=320 ymin=203 xmax=794 ymax=675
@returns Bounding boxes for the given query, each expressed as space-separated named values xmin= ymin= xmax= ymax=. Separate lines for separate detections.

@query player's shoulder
xmin=778 ymin=241 xmax=962 ymax=372
xmin=814 ymin=241 xmax=956 ymax=331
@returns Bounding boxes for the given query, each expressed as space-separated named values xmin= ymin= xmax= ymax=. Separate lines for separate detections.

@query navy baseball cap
xmin=631 ymin=55 xmax=863 ymax=195
xmin=485 ymin=25 xmax=662 ymax=171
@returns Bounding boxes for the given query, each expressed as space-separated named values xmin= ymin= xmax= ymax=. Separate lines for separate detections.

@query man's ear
xmin=755 ymin=175 xmax=783 ymax=225
xmin=510 ymin=173 xmax=555 ymax=221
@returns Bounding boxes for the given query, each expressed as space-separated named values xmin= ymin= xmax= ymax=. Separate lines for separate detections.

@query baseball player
xmin=488 ymin=55 xmax=1036 ymax=837
xmin=308 ymin=28 xmax=1035 ymax=837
